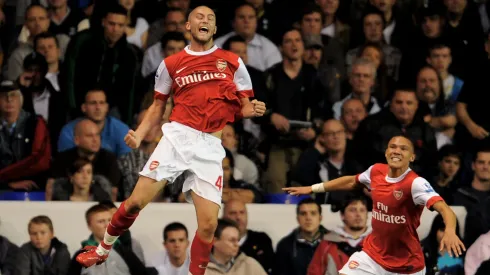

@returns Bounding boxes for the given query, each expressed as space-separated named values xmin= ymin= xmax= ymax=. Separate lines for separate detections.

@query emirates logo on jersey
xmin=393 ymin=190 xmax=403 ymax=200
xmin=216 ymin=59 xmax=227 ymax=71
xmin=175 ymin=71 xmax=227 ymax=87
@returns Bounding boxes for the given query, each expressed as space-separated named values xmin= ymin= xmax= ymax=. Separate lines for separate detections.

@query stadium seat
xmin=0 ymin=191 xmax=46 ymax=201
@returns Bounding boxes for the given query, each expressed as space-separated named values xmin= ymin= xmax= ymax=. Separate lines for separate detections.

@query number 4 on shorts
xmin=215 ymin=176 xmax=223 ymax=191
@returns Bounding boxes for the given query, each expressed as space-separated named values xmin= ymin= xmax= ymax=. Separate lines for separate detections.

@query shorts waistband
xmin=170 ymin=122 xmax=221 ymax=142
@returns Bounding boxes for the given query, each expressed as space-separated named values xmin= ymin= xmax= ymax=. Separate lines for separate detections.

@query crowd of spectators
xmin=1 ymin=0 xmax=490 ymax=274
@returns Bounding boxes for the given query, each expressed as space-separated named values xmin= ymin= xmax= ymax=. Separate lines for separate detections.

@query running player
xmin=75 ymin=6 xmax=266 ymax=275
xmin=283 ymin=135 xmax=465 ymax=275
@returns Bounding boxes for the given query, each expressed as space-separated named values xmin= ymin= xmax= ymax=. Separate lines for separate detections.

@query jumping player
xmin=283 ymin=135 xmax=465 ymax=275
xmin=75 ymin=6 xmax=266 ymax=275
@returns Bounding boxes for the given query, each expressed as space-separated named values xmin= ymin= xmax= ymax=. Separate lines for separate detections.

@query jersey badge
xmin=149 ymin=160 xmax=160 ymax=171
xmin=393 ymin=189 xmax=403 ymax=200
xmin=216 ymin=59 xmax=227 ymax=72
xmin=348 ymin=261 xmax=359 ymax=269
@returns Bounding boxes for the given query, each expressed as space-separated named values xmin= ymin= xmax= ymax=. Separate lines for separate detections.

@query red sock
xmin=106 ymin=201 xmax=139 ymax=237
xmin=189 ymin=231 xmax=213 ymax=275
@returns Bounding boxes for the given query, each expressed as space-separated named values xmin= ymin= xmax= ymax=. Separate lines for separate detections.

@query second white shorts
xmin=139 ymin=122 xmax=225 ymax=206
xmin=339 ymin=251 xmax=426 ymax=275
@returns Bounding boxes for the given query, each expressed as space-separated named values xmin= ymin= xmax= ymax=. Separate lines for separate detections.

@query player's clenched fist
xmin=124 ymin=130 xmax=142 ymax=149
xmin=251 ymin=99 xmax=266 ymax=116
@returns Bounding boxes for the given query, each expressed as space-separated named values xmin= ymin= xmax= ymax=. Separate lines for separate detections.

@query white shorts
xmin=339 ymin=251 xmax=426 ymax=275
xmin=139 ymin=122 xmax=225 ymax=206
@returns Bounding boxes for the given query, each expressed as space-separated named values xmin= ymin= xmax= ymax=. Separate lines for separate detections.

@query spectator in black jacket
xmin=0 ymin=234 xmax=19 ymax=275
xmin=222 ymin=199 xmax=275 ymax=274
xmin=352 ymin=87 xmax=438 ymax=178
xmin=14 ymin=215 xmax=70 ymax=275
xmin=273 ymin=198 xmax=329 ymax=275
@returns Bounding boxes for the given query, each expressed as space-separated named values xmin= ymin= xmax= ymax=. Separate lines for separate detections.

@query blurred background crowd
xmin=1 ymin=0 xmax=490 ymax=274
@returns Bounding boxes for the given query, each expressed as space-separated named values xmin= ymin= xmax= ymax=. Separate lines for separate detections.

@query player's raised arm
xmin=283 ymin=175 xmax=359 ymax=195
xmin=432 ymin=201 xmax=466 ymax=257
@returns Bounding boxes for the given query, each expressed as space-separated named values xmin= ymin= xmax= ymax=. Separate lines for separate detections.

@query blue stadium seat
xmin=264 ymin=194 xmax=311 ymax=204
xmin=0 ymin=191 xmax=46 ymax=201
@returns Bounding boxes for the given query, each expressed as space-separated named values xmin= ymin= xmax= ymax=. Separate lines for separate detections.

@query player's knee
xmin=125 ymin=196 xmax=147 ymax=214
xmin=197 ymin=216 xmax=218 ymax=238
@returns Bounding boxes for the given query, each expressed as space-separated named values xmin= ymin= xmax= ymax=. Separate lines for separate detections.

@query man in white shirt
xmin=214 ymin=3 xmax=281 ymax=71
xmin=149 ymin=222 xmax=190 ymax=275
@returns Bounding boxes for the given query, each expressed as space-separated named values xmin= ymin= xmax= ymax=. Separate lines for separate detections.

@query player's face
xmin=229 ymin=41 xmax=248 ymax=65
xmin=385 ymin=136 xmax=415 ymax=169
xmin=88 ymin=211 xmax=112 ymax=241
xmin=233 ymin=6 xmax=257 ymax=39
xmin=297 ymin=203 xmax=322 ymax=234
xmin=281 ymin=30 xmax=304 ymax=61
xmin=472 ymin=152 xmax=490 ymax=181
xmin=29 ymin=223 xmax=54 ymax=251
xmin=214 ymin=227 xmax=240 ymax=257
xmin=163 ymin=40 xmax=186 ymax=57
xmin=342 ymin=201 xmax=368 ymax=231
xmin=439 ymin=155 xmax=460 ymax=178
xmin=102 ymin=13 xmax=127 ymax=45
xmin=390 ymin=91 xmax=418 ymax=125
xmin=416 ymin=68 xmax=440 ymax=104
xmin=222 ymin=157 xmax=233 ymax=186
xmin=223 ymin=201 xmax=248 ymax=236
xmin=71 ymin=163 xmax=93 ymax=191
xmin=221 ymin=125 xmax=238 ymax=151
xmin=341 ymin=99 xmax=367 ymax=134
xmin=164 ymin=230 xmax=189 ymax=259
xmin=186 ymin=7 xmax=217 ymax=45
xmin=82 ymin=91 xmax=109 ymax=123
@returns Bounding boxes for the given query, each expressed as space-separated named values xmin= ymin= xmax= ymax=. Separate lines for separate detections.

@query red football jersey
xmin=153 ymin=45 xmax=254 ymax=133
xmin=356 ymin=164 xmax=443 ymax=274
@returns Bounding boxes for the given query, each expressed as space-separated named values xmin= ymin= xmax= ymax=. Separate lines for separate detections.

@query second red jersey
xmin=153 ymin=45 xmax=254 ymax=133
xmin=356 ymin=164 xmax=443 ymax=274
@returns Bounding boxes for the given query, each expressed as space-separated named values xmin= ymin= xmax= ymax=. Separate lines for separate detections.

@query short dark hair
xmin=362 ymin=5 xmax=385 ymax=27
xmin=34 ymin=32 xmax=59 ymax=50
xmin=428 ymin=42 xmax=451 ymax=56
xmin=214 ymin=219 xmax=239 ymax=239
xmin=85 ymin=204 xmax=111 ymax=224
xmin=438 ymin=145 xmax=462 ymax=162
xmin=222 ymin=35 xmax=247 ymax=51
xmin=28 ymin=215 xmax=54 ymax=232
xmin=25 ymin=4 xmax=47 ymax=19
xmin=281 ymin=27 xmax=302 ymax=46
xmin=234 ymin=3 xmax=257 ymax=20
xmin=165 ymin=7 xmax=186 ymax=18
xmin=68 ymin=158 xmax=92 ymax=176
xmin=474 ymin=147 xmax=490 ymax=161
xmin=296 ymin=197 xmax=322 ymax=215
xmin=339 ymin=195 xmax=368 ymax=214
xmin=300 ymin=3 xmax=324 ymax=23
xmin=224 ymin=148 xmax=235 ymax=168
xmin=160 ymin=31 xmax=187 ymax=50
xmin=104 ymin=3 xmax=128 ymax=17
xmin=98 ymin=200 xmax=117 ymax=209
xmin=388 ymin=134 xmax=415 ymax=152
xmin=163 ymin=222 xmax=188 ymax=241
xmin=357 ymin=42 xmax=383 ymax=58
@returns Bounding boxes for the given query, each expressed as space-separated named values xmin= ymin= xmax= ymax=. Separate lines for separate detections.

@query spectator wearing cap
xmin=297 ymin=3 xmax=346 ymax=81
xmin=345 ymin=7 xmax=402 ymax=81
xmin=3 ymin=4 xmax=70 ymax=82
xmin=303 ymin=34 xmax=342 ymax=106
xmin=18 ymin=52 xmax=67 ymax=153
xmin=214 ymin=3 xmax=282 ymax=71
xmin=61 ymin=3 xmax=137 ymax=124
xmin=0 ymin=80 xmax=51 ymax=191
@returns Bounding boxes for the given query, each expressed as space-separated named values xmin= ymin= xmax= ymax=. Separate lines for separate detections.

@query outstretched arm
xmin=432 ymin=201 xmax=466 ymax=257
xmin=283 ymin=175 xmax=360 ymax=195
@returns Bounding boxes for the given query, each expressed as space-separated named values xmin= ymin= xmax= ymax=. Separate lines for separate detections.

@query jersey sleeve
xmin=411 ymin=177 xmax=444 ymax=209
xmin=154 ymin=60 xmax=172 ymax=101
xmin=355 ymin=165 xmax=373 ymax=189
xmin=234 ymin=57 xmax=254 ymax=98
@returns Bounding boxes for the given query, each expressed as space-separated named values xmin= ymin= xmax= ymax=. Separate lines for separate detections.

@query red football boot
xmin=76 ymin=246 xmax=109 ymax=267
